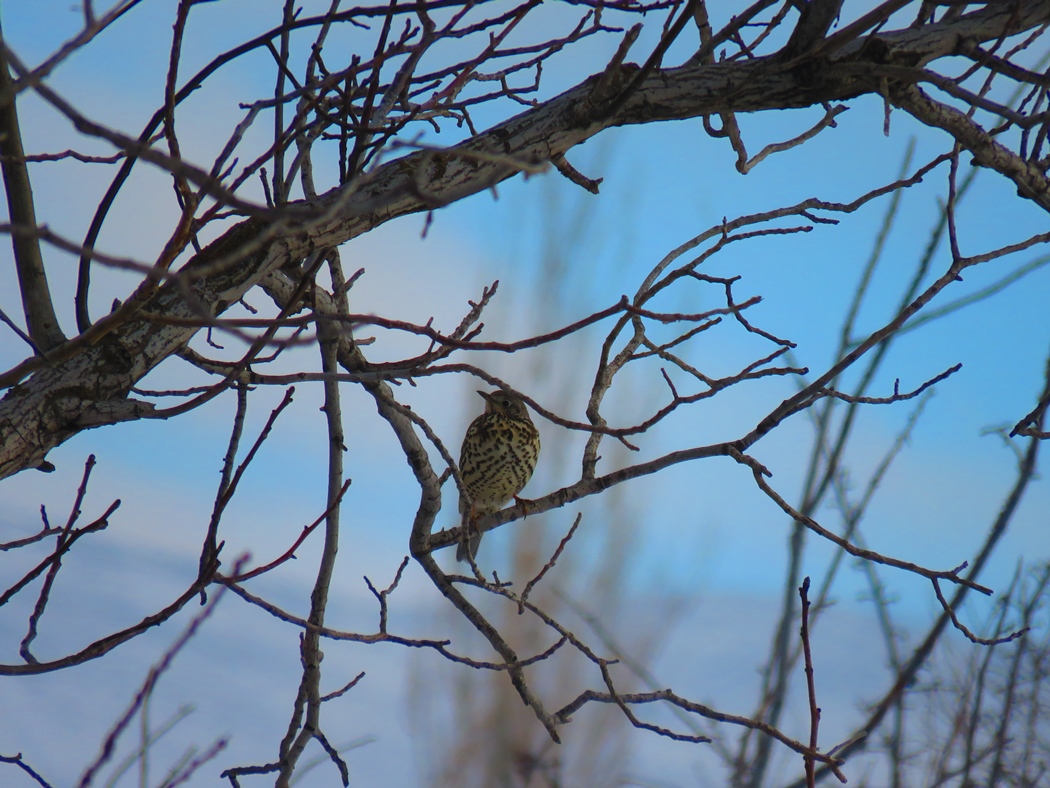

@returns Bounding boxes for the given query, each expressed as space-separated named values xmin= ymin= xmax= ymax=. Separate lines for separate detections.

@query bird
xmin=456 ymin=389 xmax=541 ymax=562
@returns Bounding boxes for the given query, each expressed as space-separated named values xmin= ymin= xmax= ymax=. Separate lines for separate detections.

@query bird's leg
xmin=513 ymin=495 xmax=536 ymax=519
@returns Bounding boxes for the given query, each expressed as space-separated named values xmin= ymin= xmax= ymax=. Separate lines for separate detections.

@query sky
xmin=1 ymin=2 xmax=1049 ymax=786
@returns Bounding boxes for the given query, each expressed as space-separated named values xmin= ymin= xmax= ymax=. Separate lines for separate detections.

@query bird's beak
xmin=477 ymin=390 xmax=494 ymax=403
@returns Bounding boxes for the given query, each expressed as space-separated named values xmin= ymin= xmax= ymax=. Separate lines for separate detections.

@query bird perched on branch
xmin=456 ymin=389 xmax=541 ymax=562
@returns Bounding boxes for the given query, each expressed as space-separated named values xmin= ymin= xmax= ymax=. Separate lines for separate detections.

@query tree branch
xmin=0 ymin=23 xmax=65 ymax=352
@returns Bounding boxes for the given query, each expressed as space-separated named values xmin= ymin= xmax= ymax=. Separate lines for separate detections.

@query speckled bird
xmin=456 ymin=389 xmax=541 ymax=562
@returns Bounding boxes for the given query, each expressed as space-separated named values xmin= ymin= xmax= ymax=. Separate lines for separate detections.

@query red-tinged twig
xmin=596 ymin=658 xmax=711 ymax=744
xmin=750 ymin=469 xmax=992 ymax=595
xmin=320 ymin=671 xmax=365 ymax=703
xmin=198 ymin=386 xmax=296 ymax=591
xmin=932 ymin=578 xmax=1030 ymax=646
xmin=0 ymin=523 xmax=62 ymax=551
xmin=77 ymin=556 xmax=248 ymax=787
xmin=799 ymin=577 xmax=821 ymax=787
xmin=3 ymin=460 xmax=118 ymax=644
xmin=221 ymin=478 xmax=352 ymax=583
xmin=518 ymin=513 xmax=582 ymax=614
xmin=140 ymin=293 xmax=633 ymax=354
xmin=164 ymin=737 xmax=228 ymax=788
xmin=552 ymin=686 xmax=849 ymax=776
xmin=222 ymin=578 xmax=566 ymax=670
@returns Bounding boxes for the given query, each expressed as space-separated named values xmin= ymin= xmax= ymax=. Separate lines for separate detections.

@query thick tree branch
xmin=0 ymin=24 xmax=65 ymax=352
xmin=891 ymin=82 xmax=1050 ymax=211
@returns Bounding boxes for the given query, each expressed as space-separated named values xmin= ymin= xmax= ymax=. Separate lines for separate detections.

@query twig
xmin=77 ymin=556 xmax=248 ymax=787
xmin=799 ymin=577 xmax=821 ymax=787
xmin=0 ymin=753 xmax=52 ymax=788
xmin=932 ymin=578 xmax=1029 ymax=646
xmin=364 ymin=556 xmax=410 ymax=634
xmin=320 ymin=672 xmax=365 ymax=703
xmin=221 ymin=478 xmax=352 ymax=583
xmin=518 ymin=513 xmax=581 ymax=613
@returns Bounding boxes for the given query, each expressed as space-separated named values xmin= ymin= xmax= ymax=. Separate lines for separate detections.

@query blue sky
xmin=1 ymin=2 xmax=1049 ymax=785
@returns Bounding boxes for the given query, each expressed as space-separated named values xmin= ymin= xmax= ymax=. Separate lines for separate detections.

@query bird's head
xmin=478 ymin=389 xmax=532 ymax=422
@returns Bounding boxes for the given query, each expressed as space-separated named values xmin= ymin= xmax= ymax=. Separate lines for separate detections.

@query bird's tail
xmin=456 ymin=517 xmax=481 ymax=563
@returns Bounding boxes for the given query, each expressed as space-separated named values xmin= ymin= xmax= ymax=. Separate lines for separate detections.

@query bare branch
xmin=77 ymin=556 xmax=247 ymax=787
xmin=0 ymin=29 xmax=65 ymax=352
